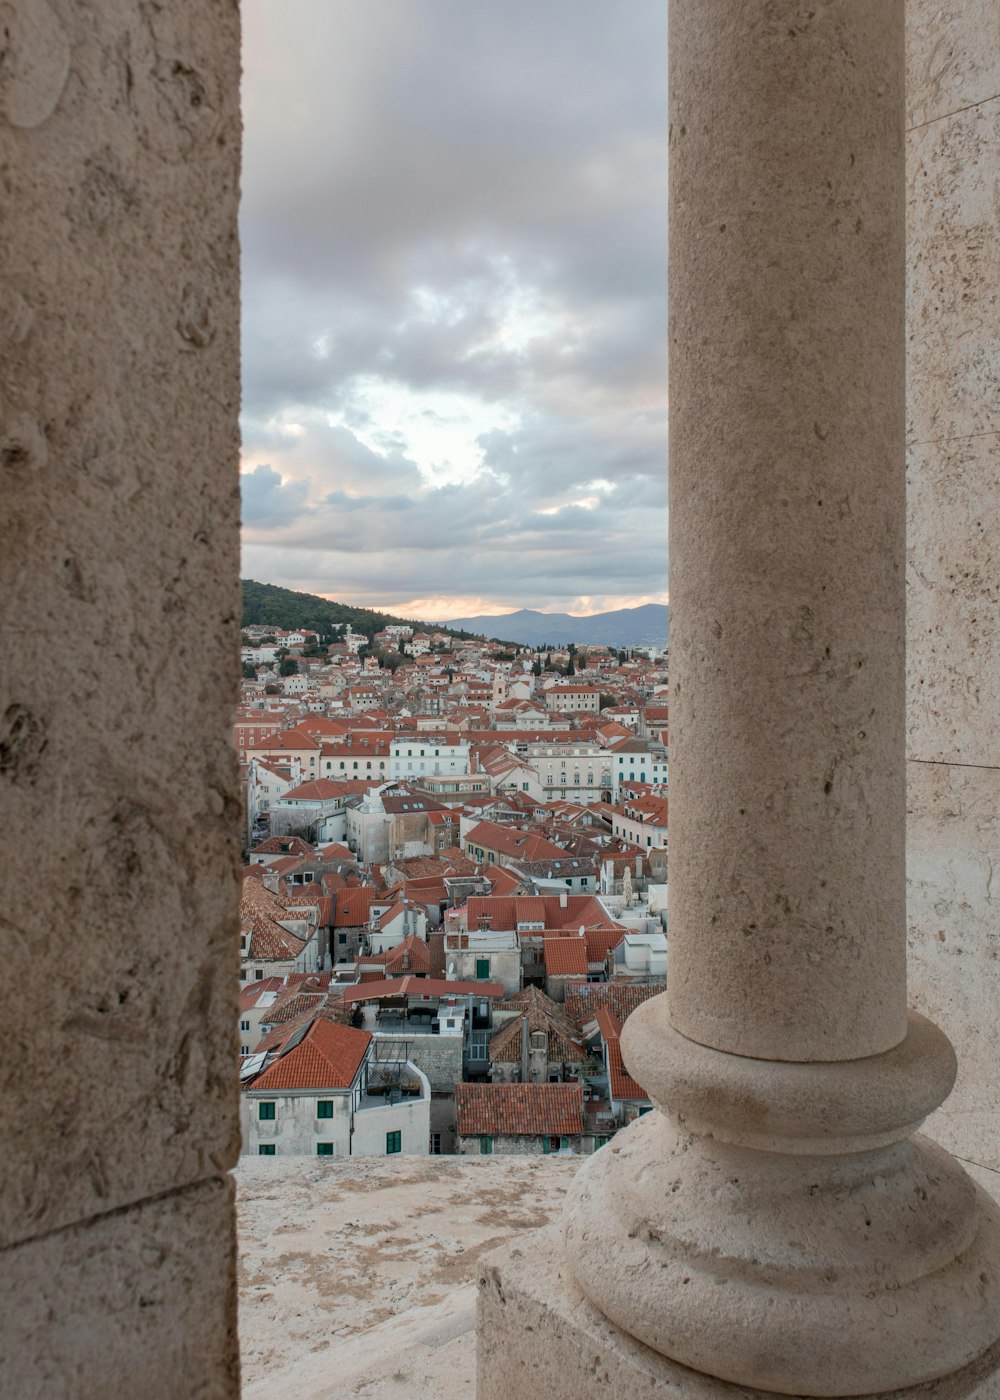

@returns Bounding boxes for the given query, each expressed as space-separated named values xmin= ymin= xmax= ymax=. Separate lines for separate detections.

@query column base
xmin=477 ymin=1225 xmax=1000 ymax=1400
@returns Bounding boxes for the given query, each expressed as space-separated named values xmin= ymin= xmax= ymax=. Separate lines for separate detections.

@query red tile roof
xmin=239 ymin=977 xmax=286 ymax=1011
xmin=465 ymin=894 xmax=615 ymax=933
xmin=455 ymin=1082 xmax=585 ymax=1137
xmin=248 ymin=1017 xmax=371 ymax=1091
xmin=280 ymin=778 xmax=351 ymax=801
xmin=250 ymin=836 xmax=316 ymax=858
xmin=333 ymin=888 xmax=378 ymax=927
xmin=463 ymin=821 xmax=569 ymax=863
xmin=543 ymin=937 xmax=590 ymax=977
xmin=594 ymin=1009 xmax=649 ymax=1102
xmin=488 ymin=986 xmax=586 ymax=1065
xmin=361 ymin=935 xmax=431 ymax=975
xmin=240 ymin=880 xmax=310 ymax=961
xmin=564 ymin=983 xmax=665 ymax=1029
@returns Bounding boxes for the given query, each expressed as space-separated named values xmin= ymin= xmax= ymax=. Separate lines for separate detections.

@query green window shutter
xmin=316 ymin=1142 xmax=334 ymax=1156
xmin=386 ymin=1130 xmax=402 ymax=1155
xmin=476 ymin=958 xmax=490 ymax=979
xmin=258 ymin=1144 xmax=275 ymax=1156
xmin=317 ymin=1100 xmax=334 ymax=1119
xmin=258 ymin=1101 xmax=275 ymax=1121
xmin=480 ymin=1135 xmax=493 ymax=1155
xmin=561 ymin=1136 xmax=569 ymax=1149
xmin=542 ymin=1137 xmax=551 ymax=1154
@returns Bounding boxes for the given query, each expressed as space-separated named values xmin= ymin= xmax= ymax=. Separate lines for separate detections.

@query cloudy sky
xmin=241 ymin=1 xmax=667 ymax=621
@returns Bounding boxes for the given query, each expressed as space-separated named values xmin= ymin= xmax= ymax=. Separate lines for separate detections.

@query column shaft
xmin=562 ymin=6 xmax=1000 ymax=1394
xmin=667 ymin=1 xmax=907 ymax=1061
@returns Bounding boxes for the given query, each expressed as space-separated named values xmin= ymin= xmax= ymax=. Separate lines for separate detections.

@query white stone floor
xmin=236 ymin=1155 xmax=580 ymax=1398
xmin=236 ymin=1146 xmax=1000 ymax=1399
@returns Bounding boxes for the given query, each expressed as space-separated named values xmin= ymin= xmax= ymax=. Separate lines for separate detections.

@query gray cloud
xmin=240 ymin=464 xmax=310 ymax=526
xmin=241 ymin=0 xmax=667 ymax=614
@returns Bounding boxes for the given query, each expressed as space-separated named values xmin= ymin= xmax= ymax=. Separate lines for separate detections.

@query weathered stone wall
xmin=905 ymin=3 xmax=1000 ymax=1176
xmin=0 ymin=0 xmax=241 ymax=1393
xmin=374 ymin=1029 xmax=464 ymax=1090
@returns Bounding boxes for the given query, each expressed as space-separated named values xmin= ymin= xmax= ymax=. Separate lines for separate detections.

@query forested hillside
xmin=241 ymin=580 xmax=494 ymax=644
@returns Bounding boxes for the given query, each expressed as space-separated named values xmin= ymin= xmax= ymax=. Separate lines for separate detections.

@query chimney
xmin=559 ymin=889 xmax=568 ymax=910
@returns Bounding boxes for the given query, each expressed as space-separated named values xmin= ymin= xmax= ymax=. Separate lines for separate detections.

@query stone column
xmin=562 ymin=4 xmax=1000 ymax=1395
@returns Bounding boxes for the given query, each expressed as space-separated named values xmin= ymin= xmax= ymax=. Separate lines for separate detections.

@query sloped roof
xmin=488 ymin=985 xmax=586 ymax=1064
xmin=332 ymin=887 xmax=378 ymax=927
xmin=250 ymin=836 xmax=316 ymax=858
xmin=564 ymin=982 xmax=665 ymax=1030
xmin=465 ymin=894 xmax=614 ymax=932
xmin=543 ymin=937 xmax=589 ymax=978
xmin=279 ymin=779 xmax=350 ymax=802
xmin=463 ymin=821 xmax=569 ymax=863
xmin=455 ymin=1082 xmax=585 ymax=1137
xmin=240 ymin=880 xmax=309 ymax=962
xmin=594 ymin=1009 xmax=649 ymax=1103
xmin=361 ymin=935 xmax=431 ymax=975
xmin=248 ymin=1017 xmax=371 ymax=1091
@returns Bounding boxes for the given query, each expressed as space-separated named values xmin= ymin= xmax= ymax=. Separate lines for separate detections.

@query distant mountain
xmin=241 ymin=580 xmax=487 ymax=644
xmin=444 ymin=604 xmax=669 ymax=648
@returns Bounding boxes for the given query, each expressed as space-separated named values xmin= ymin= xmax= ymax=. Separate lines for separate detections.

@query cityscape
xmin=236 ymin=579 xmax=669 ymax=1163
xmin=4 ymin=1 xmax=996 ymax=1398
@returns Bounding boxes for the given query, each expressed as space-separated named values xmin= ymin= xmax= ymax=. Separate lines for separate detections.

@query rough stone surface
xmin=908 ymin=763 xmax=1000 ymax=1173
xmin=0 ymin=1177 xmax=239 ymax=1400
xmin=0 ymin=0 xmax=242 ymax=1247
xmin=906 ymin=99 xmax=1000 ymax=453
xmin=904 ymin=0 xmax=1000 ymax=1199
xmin=666 ymin=0 xmax=907 ymax=1062
xmin=906 ymin=0 xmax=1000 ymax=140
xmin=235 ymin=1155 xmax=580 ymax=1398
xmin=479 ymin=1227 xmax=1000 ymax=1400
xmin=907 ymin=436 xmax=999 ymax=767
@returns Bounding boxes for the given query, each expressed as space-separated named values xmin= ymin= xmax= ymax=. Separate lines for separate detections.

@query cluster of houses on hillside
xmin=236 ymin=625 xmax=669 ymax=1160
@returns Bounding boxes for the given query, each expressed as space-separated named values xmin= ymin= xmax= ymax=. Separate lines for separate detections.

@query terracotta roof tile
xmin=543 ymin=937 xmax=590 ymax=977
xmin=455 ymin=1082 xmax=585 ymax=1137
xmin=564 ymin=982 xmax=665 ymax=1031
xmin=248 ymin=1016 xmax=371 ymax=1091
xmin=333 ymin=888 xmax=378 ymax=927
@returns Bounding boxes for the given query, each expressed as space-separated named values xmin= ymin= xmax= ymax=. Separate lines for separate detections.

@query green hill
xmin=240 ymin=579 xmax=509 ymax=646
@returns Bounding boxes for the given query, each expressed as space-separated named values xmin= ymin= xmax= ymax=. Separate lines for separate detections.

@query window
xmin=480 ymin=1135 xmax=494 ymax=1155
xmin=240 ymin=1045 xmax=248 ymax=1055
xmin=475 ymin=958 xmax=490 ymax=979
xmin=316 ymin=1142 xmax=334 ymax=1156
xmin=255 ymin=969 xmax=263 ymax=980
xmin=338 ymin=933 xmax=347 ymax=944
xmin=386 ymin=1131 xmax=402 ymax=1155
xmin=258 ymin=1101 xmax=275 ymax=1120
xmin=258 ymin=1144 xmax=276 ymax=1156
xmin=240 ymin=1020 xmax=250 ymax=1031
xmin=430 ymin=1132 xmax=442 ymax=1155
xmin=317 ymin=1100 xmax=334 ymax=1119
